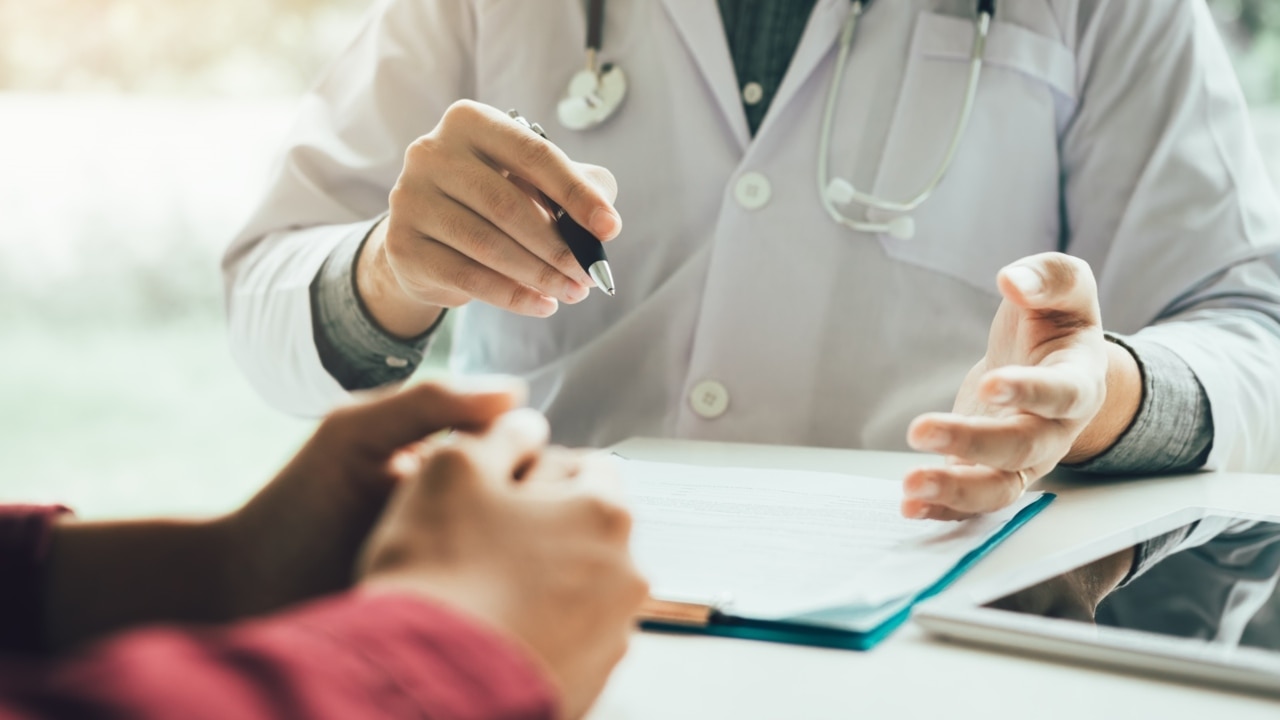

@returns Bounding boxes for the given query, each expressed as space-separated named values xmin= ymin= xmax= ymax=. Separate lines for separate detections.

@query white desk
xmin=592 ymin=438 xmax=1280 ymax=720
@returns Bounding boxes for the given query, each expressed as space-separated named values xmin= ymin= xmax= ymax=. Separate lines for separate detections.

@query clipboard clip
xmin=638 ymin=594 xmax=732 ymax=628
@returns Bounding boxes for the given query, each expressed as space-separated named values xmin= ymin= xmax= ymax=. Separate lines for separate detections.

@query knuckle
xmin=382 ymin=221 xmax=415 ymax=257
xmin=443 ymin=264 xmax=483 ymax=295
xmin=405 ymin=135 xmax=444 ymax=167
xmin=423 ymin=446 xmax=477 ymax=487
xmin=951 ymin=428 xmax=978 ymax=458
xmin=387 ymin=183 xmax=411 ymax=212
xmin=946 ymin=476 xmax=971 ymax=507
xmin=549 ymin=243 xmax=578 ymax=274
xmin=508 ymin=283 xmax=535 ymax=312
xmin=536 ymin=261 xmax=566 ymax=292
xmin=1040 ymin=252 xmax=1092 ymax=291
xmin=459 ymin=224 xmax=501 ymax=265
xmin=482 ymin=182 xmax=523 ymax=228
xmin=515 ymin=133 xmax=556 ymax=171
xmin=443 ymin=99 xmax=485 ymax=126
xmin=561 ymin=178 xmax=596 ymax=213
xmin=1008 ymin=435 xmax=1038 ymax=469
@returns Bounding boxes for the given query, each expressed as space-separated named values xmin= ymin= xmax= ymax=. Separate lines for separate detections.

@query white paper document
xmin=619 ymin=457 xmax=1042 ymax=621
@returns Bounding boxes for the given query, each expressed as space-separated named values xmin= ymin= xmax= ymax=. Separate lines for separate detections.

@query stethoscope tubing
xmin=566 ymin=0 xmax=995 ymax=236
xmin=819 ymin=1 xmax=993 ymax=230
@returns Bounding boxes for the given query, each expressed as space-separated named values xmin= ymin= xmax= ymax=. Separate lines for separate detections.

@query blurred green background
xmin=1 ymin=0 xmax=1278 ymax=519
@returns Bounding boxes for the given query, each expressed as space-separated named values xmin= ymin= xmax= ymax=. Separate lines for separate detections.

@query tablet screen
xmin=984 ymin=514 xmax=1280 ymax=655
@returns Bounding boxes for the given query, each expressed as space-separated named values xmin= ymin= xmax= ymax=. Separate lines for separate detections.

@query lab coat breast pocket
xmin=869 ymin=11 xmax=1077 ymax=293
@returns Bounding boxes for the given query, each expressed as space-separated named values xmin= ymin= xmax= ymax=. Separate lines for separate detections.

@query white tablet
xmin=915 ymin=508 xmax=1280 ymax=697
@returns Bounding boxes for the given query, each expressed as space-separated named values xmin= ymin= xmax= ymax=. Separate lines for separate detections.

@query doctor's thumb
xmin=997 ymin=252 xmax=1099 ymax=317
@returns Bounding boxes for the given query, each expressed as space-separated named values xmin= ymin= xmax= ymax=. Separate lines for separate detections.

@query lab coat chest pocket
xmin=869 ymin=11 xmax=1077 ymax=293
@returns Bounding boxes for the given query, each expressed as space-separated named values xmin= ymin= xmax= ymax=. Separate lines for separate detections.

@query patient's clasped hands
xmin=227 ymin=381 xmax=647 ymax=720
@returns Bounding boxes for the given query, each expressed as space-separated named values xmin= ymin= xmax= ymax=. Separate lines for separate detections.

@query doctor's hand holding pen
xmin=901 ymin=253 xmax=1144 ymax=521
xmin=355 ymin=100 xmax=623 ymax=339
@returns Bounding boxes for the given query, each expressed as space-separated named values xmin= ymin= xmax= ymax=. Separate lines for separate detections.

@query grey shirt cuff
xmin=1068 ymin=334 xmax=1214 ymax=476
xmin=309 ymin=218 xmax=445 ymax=391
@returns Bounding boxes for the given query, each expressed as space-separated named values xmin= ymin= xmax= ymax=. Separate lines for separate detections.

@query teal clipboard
xmin=640 ymin=493 xmax=1056 ymax=651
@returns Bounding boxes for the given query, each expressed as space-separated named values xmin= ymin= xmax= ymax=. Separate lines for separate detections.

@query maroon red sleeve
xmin=0 ymin=593 xmax=559 ymax=720
xmin=0 ymin=506 xmax=71 ymax=655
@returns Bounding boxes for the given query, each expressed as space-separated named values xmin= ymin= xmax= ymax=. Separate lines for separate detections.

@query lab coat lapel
xmin=659 ymin=0 xmax=750 ymax=152
xmin=755 ymin=0 xmax=847 ymax=139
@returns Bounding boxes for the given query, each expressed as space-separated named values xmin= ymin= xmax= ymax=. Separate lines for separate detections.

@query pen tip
xmin=589 ymin=261 xmax=616 ymax=298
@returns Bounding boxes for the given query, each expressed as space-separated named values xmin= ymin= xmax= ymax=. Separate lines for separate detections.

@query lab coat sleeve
xmin=311 ymin=222 xmax=446 ymax=391
xmin=1068 ymin=335 xmax=1213 ymax=475
xmin=1062 ymin=0 xmax=1280 ymax=472
xmin=221 ymin=0 xmax=476 ymax=416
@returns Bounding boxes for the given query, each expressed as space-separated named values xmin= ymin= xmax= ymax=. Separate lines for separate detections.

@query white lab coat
xmin=224 ymin=0 xmax=1280 ymax=470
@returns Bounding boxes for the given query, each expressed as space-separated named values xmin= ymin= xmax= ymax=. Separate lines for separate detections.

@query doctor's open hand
xmin=357 ymin=100 xmax=622 ymax=338
xmin=902 ymin=253 xmax=1143 ymax=521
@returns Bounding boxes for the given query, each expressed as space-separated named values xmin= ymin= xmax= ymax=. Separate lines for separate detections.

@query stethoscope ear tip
xmin=825 ymin=177 xmax=857 ymax=206
xmin=886 ymin=216 xmax=916 ymax=241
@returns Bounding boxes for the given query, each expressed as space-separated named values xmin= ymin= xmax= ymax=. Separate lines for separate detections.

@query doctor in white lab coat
xmin=224 ymin=0 xmax=1280 ymax=520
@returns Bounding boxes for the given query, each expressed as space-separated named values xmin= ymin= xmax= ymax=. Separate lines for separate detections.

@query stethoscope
xmin=558 ymin=0 xmax=996 ymax=241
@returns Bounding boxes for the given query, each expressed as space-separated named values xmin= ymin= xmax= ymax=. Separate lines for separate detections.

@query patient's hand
xmin=223 ymin=379 xmax=526 ymax=615
xmin=358 ymin=411 xmax=647 ymax=720
xmin=43 ymin=380 xmax=528 ymax=650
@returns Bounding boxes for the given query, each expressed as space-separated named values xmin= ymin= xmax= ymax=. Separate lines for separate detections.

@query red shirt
xmin=0 ymin=507 xmax=557 ymax=719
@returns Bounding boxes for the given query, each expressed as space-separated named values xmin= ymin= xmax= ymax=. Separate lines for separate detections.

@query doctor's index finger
xmin=459 ymin=102 xmax=622 ymax=242
xmin=980 ymin=362 xmax=1105 ymax=421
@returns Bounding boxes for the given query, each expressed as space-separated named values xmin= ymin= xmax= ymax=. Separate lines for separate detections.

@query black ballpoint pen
xmin=508 ymin=109 xmax=616 ymax=296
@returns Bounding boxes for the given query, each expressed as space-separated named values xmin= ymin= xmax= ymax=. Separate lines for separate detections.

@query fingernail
xmin=498 ymin=407 xmax=551 ymax=443
xmin=923 ymin=428 xmax=951 ymax=452
xmin=990 ymin=382 xmax=1016 ymax=405
xmin=1006 ymin=266 xmax=1043 ymax=297
xmin=590 ymin=207 xmax=621 ymax=239
xmin=534 ymin=295 xmax=559 ymax=317
xmin=909 ymin=505 xmax=931 ymax=519
xmin=910 ymin=479 xmax=940 ymax=500
xmin=565 ymin=283 xmax=590 ymax=303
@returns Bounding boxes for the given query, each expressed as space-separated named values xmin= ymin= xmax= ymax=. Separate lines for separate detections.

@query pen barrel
xmin=556 ymin=212 xmax=609 ymax=271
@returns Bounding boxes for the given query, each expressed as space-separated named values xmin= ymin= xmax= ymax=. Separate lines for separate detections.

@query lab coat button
xmin=742 ymin=82 xmax=764 ymax=106
xmin=734 ymin=173 xmax=771 ymax=210
xmin=690 ymin=380 xmax=730 ymax=419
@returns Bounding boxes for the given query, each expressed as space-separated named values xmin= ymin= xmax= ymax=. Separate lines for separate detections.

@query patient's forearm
xmin=44 ymin=518 xmax=237 ymax=652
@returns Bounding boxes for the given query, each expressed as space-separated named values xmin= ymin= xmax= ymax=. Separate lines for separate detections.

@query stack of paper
xmin=618 ymin=457 xmax=1052 ymax=650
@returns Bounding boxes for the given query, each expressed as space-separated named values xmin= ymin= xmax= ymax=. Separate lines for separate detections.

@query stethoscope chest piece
xmin=558 ymin=62 xmax=627 ymax=131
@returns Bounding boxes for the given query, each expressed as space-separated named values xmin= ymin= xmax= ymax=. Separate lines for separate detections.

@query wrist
xmin=356 ymin=217 xmax=445 ymax=339
xmin=1064 ymin=339 xmax=1142 ymax=464
xmin=45 ymin=517 xmax=238 ymax=650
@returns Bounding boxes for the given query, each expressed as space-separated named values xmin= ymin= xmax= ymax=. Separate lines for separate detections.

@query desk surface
xmin=592 ymin=439 xmax=1280 ymax=720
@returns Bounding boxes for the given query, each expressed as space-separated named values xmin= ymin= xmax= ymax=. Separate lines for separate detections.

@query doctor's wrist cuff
xmin=310 ymin=216 xmax=444 ymax=392
xmin=1064 ymin=333 xmax=1213 ymax=476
